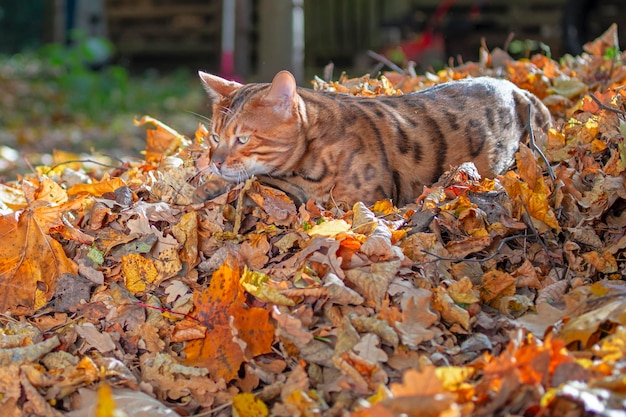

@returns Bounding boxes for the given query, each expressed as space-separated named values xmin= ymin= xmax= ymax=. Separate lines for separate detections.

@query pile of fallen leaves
xmin=1 ymin=25 xmax=625 ymax=416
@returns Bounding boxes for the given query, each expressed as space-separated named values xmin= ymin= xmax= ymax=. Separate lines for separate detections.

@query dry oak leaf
xmin=0 ymin=208 xmax=78 ymax=313
xmin=395 ymin=295 xmax=438 ymax=349
xmin=0 ymin=365 xmax=21 ymax=416
xmin=183 ymin=258 xmax=275 ymax=381
xmin=171 ymin=211 xmax=199 ymax=269
xmin=516 ymin=302 xmax=567 ymax=337
xmin=245 ymin=181 xmax=298 ymax=226
xmin=345 ymin=261 xmax=400 ymax=310
xmin=379 ymin=366 xmax=459 ymax=417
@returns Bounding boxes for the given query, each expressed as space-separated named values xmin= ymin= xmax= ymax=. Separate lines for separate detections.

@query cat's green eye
xmin=211 ymin=134 xmax=219 ymax=143
xmin=237 ymin=135 xmax=250 ymax=144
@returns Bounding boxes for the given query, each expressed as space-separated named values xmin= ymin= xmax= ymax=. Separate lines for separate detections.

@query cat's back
xmin=297 ymin=76 xmax=551 ymax=205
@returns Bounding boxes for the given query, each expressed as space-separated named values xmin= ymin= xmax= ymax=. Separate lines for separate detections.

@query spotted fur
xmin=198 ymin=70 xmax=551 ymax=206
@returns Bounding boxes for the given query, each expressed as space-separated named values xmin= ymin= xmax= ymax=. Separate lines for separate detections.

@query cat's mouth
xmin=211 ymin=162 xmax=259 ymax=183
xmin=211 ymin=160 xmax=273 ymax=183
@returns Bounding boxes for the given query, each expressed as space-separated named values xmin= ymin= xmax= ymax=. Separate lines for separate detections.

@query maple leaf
xmin=0 ymin=208 xmax=77 ymax=313
xmin=183 ymin=258 xmax=274 ymax=381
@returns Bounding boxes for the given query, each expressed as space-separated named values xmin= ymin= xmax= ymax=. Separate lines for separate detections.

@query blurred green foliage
xmin=0 ymin=33 xmax=205 ymax=177
xmin=0 ymin=32 xmax=203 ymax=128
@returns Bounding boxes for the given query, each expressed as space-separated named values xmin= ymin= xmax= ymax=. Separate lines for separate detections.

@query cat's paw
xmin=193 ymin=177 xmax=232 ymax=203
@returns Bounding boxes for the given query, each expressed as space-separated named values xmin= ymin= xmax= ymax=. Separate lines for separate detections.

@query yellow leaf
xmin=500 ymin=172 xmax=561 ymax=232
xmin=307 ymin=219 xmax=351 ymax=237
xmin=480 ymin=270 xmax=516 ymax=306
xmin=30 ymin=176 xmax=68 ymax=206
xmin=232 ymin=392 xmax=269 ymax=417
xmin=591 ymin=139 xmax=607 ymax=153
xmin=371 ymin=200 xmax=395 ymax=215
xmin=240 ymin=267 xmax=295 ymax=306
xmin=435 ymin=366 xmax=475 ymax=391
xmin=95 ymin=384 xmax=118 ymax=417
xmin=0 ymin=184 xmax=26 ymax=211
xmin=121 ymin=254 xmax=159 ymax=295
xmin=447 ymin=276 xmax=480 ymax=304
xmin=547 ymin=128 xmax=566 ymax=150
xmin=433 ymin=286 xmax=471 ymax=329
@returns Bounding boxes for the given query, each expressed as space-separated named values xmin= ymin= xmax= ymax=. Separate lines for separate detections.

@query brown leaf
xmin=344 ymin=260 xmax=401 ymax=309
xmin=557 ymin=298 xmax=626 ymax=348
xmin=395 ymin=295 xmax=438 ymax=349
xmin=480 ymin=270 xmax=517 ymax=309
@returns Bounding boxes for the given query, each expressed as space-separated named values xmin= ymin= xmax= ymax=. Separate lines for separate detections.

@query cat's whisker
xmin=191 ymin=165 xmax=214 ymax=181
xmin=185 ymin=110 xmax=213 ymax=125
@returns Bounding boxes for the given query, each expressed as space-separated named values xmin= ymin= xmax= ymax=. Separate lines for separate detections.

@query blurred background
xmin=0 ymin=0 xmax=623 ymax=177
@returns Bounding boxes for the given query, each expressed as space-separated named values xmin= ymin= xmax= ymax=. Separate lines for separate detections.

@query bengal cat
xmin=196 ymin=70 xmax=551 ymax=206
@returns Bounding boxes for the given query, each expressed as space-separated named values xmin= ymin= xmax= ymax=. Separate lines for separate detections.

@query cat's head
xmin=198 ymin=70 xmax=306 ymax=182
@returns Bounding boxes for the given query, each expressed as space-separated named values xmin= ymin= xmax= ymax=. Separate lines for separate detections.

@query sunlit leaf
xmin=183 ymin=258 xmax=274 ymax=381
xmin=232 ymin=392 xmax=269 ymax=417
xmin=0 ymin=209 xmax=77 ymax=313
xmin=134 ymin=115 xmax=190 ymax=164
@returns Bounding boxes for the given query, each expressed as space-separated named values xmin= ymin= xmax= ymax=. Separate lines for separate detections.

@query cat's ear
xmin=264 ymin=71 xmax=297 ymax=108
xmin=198 ymin=71 xmax=242 ymax=102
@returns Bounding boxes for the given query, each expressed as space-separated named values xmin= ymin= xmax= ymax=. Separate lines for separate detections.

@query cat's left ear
xmin=198 ymin=71 xmax=242 ymax=102
xmin=264 ymin=71 xmax=297 ymax=109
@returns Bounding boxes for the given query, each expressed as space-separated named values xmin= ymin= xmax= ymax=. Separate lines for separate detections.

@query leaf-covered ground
xmin=1 ymin=25 xmax=625 ymax=416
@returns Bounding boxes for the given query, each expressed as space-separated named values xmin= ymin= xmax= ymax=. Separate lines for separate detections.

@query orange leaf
xmin=389 ymin=366 xmax=460 ymax=414
xmin=480 ymin=270 xmax=516 ymax=306
xmin=0 ymin=209 xmax=77 ymax=314
xmin=134 ymin=115 xmax=189 ymax=164
xmin=67 ymin=177 xmax=126 ymax=197
xmin=183 ymin=258 xmax=274 ymax=381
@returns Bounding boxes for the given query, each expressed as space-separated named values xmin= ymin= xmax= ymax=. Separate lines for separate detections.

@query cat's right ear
xmin=198 ymin=71 xmax=242 ymax=102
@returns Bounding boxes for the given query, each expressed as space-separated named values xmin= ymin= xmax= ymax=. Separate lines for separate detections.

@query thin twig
xmin=191 ymin=400 xmax=233 ymax=416
xmin=366 ymin=50 xmax=405 ymax=74
xmin=526 ymin=105 xmax=555 ymax=181
xmin=518 ymin=199 xmax=561 ymax=276
xmin=420 ymin=233 xmax=538 ymax=263
xmin=588 ymin=93 xmax=626 ymax=116
xmin=585 ymin=291 xmax=626 ymax=306
xmin=46 ymin=158 xmax=130 ymax=175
